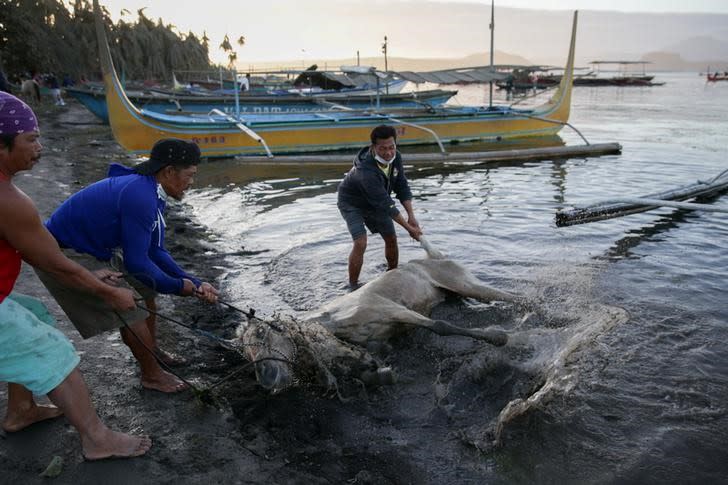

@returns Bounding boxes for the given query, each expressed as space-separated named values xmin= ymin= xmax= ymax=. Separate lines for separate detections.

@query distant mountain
xmin=641 ymin=51 xmax=728 ymax=73
xmin=247 ymin=52 xmax=533 ymax=73
xmin=236 ymin=4 xmax=728 ymax=73
xmin=487 ymin=8 xmax=728 ymax=67
xmin=662 ymin=36 xmax=728 ymax=62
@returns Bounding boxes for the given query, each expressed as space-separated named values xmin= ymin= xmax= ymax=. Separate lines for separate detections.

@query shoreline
xmin=2 ymin=99 xmax=506 ymax=485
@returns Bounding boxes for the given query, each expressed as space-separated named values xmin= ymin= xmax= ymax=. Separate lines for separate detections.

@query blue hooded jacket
xmin=337 ymin=146 xmax=413 ymax=217
xmin=45 ymin=164 xmax=200 ymax=295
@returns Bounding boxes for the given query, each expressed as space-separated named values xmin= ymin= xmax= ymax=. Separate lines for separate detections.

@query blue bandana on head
xmin=0 ymin=92 xmax=39 ymax=135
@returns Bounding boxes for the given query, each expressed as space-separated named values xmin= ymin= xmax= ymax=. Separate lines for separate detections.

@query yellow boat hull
xmin=94 ymin=1 xmax=577 ymax=158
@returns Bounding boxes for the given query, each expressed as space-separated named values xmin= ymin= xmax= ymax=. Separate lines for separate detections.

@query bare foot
xmin=2 ymin=404 xmax=64 ymax=433
xmin=141 ymin=370 xmax=188 ymax=393
xmin=82 ymin=428 xmax=152 ymax=461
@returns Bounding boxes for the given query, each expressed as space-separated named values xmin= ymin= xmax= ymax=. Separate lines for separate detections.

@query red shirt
xmin=0 ymin=173 xmax=21 ymax=303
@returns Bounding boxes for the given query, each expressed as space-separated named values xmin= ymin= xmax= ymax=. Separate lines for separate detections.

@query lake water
xmin=185 ymin=73 xmax=728 ymax=483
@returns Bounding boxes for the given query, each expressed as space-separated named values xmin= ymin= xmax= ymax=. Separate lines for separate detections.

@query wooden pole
xmin=209 ymin=142 xmax=621 ymax=165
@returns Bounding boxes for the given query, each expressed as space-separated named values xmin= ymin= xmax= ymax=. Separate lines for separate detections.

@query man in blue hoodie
xmin=39 ymin=139 xmax=219 ymax=393
xmin=337 ymin=125 xmax=423 ymax=289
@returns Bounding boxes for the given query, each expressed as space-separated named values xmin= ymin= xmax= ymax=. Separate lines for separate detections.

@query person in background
xmin=61 ymin=74 xmax=74 ymax=88
xmin=0 ymin=91 xmax=151 ymax=460
xmin=40 ymin=138 xmax=219 ymax=393
xmin=337 ymin=125 xmax=423 ymax=289
xmin=237 ymin=73 xmax=250 ymax=92
xmin=46 ymin=73 xmax=65 ymax=106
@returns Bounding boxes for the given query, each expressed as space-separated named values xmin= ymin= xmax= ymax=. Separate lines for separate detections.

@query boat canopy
xmin=588 ymin=61 xmax=653 ymax=65
xmin=394 ymin=65 xmax=514 ymax=84
xmin=293 ymin=66 xmax=393 ymax=90
xmin=288 ymin=64 xmax=523 ymax=87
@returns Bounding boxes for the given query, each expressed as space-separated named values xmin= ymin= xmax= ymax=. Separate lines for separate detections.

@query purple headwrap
xmin=0 ymin=92 xmax=39 ymax=136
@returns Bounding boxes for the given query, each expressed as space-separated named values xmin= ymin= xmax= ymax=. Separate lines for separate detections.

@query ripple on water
xmin=183 ymin=73 xmax=728 ymax=482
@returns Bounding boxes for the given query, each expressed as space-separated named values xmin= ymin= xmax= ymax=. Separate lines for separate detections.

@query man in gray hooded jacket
xmin=337 ymin=125 xmax=423 ymax=289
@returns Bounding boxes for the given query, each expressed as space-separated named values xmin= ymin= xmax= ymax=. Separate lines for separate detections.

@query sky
xmin=95 ymin=0 xmax=728 ymax=66
xmin=429 ymin=0 xmax=728 ymax=13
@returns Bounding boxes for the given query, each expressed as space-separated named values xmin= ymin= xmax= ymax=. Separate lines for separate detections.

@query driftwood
xmin=556 ymin=170 xmax=728 ymax=226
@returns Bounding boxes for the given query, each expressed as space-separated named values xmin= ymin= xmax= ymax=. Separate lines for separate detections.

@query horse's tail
xmin=32 ymin=81 xmax=40 ymax=102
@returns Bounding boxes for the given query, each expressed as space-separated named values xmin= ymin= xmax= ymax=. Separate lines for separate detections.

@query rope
xmin=102 ymin=270 xmax=259 ymax=321
xmin=113 ymin=303 xmax=295 ymax=407
xmin=103 ymin=273 xmax=300 ymax=400
xmin=136 ymin=302 xmax=231 ymax=345
xmin=213 ymin=298 xmax=256 ymax=320
xmin=113 ymin=310 xmax=201 ymax=392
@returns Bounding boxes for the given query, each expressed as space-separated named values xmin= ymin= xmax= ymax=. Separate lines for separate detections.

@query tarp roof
xmin=283 ymin=64 xmax=546 ymax=87
xmin=589 ymin=61 xmax=652 ymax=65
xmin=395 ymin=66 xmax=513 ymax=84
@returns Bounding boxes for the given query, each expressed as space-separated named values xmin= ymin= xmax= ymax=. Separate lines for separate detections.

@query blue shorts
xmin=338 ymin=201 xmax=395 ymax=240
xmin=0 ymin=293 xmax=80 ymax=395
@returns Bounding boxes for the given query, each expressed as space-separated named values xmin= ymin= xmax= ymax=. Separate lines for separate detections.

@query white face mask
xmin=374 ymin=145 xmax=397 ymax=166
xmin=157 ymin=183 xmax=169 ymax=200
xmin=374 ymin=153 xmax=396 ymax=166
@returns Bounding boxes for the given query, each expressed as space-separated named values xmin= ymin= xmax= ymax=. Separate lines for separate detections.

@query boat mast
xmin=233 ymin=68 xmax=241 ymax=119
xmin=382 ymin=35 xmax=389 ymax=94
xmin=488 ymin=0 xmax=494 ymax=108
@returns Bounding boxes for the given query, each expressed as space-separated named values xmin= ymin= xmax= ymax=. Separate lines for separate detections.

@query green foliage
xmin=0 ymin=0 xmax=216 ymax=80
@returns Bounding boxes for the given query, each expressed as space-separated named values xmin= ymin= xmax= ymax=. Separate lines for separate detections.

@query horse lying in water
xmin=236 ymin=238 xmax=519 ymax=391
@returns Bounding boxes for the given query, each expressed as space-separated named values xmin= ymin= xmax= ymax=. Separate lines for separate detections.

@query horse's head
xmin=236 ymin=317 xmax=297 ymax=392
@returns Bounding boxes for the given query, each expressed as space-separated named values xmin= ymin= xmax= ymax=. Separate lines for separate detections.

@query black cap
xmin=134 ymin=138 xmax=201 ymax=175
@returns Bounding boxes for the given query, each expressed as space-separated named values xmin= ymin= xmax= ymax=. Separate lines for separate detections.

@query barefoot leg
xmin=348 ymin=235 xmax=367 ymax=287
xmin=2 ymin=383 xmax=63 ymax=432
xmin=141 ymin=298 xmax=187 ymax=366
xmin=120 ymin=318 xmax=187 ymax=393
xmin=47 ymin=368 xmax=151 ymax=460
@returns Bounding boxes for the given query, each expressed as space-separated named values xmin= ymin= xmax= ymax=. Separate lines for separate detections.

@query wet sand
xmin=1 ymin=100 xmax=519 ymax=484
xmin=0 ymin=101 xmax=277 ymax=483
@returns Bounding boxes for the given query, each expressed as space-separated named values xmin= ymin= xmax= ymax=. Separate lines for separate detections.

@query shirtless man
xmin=0 ymin=91 xmax=151 ymax=460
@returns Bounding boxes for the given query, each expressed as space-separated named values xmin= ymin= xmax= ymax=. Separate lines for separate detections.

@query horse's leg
xmin=432 ymin=273 xmax=521 ymax=304
xmin=388 ymin=307 xmax=508 ymax=346
xmin=452 ymin=280 xmax=521 ymax=304
xmin=421 ymin=261 xmax=521 ymax=304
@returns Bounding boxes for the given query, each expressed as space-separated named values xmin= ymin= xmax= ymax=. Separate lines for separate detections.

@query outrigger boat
xmin=574 ymin=61 xmax=664 ymax=86
xmin=94 ymin=1 xmax=582 ymax=158
xmin=64 ymin=85 xmax=457 ymax=124
xmin=706 ymin=72 xmax=728 ymax=82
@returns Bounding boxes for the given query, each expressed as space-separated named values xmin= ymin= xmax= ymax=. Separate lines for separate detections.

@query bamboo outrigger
xmin=556 ymin=170 xmax=728 ymax=227
xmin=93 ymin=3 xmax=601 ymax=161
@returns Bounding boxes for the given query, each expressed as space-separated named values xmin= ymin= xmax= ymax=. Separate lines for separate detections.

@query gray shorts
xmin=338 ymin=201 xmax=395 ymax=240
xmin=34 ymin=249 xmax=150 ymax=339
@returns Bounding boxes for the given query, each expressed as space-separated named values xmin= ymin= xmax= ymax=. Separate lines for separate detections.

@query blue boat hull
xmin=65 ymin=87 xmax=456 ymax=123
